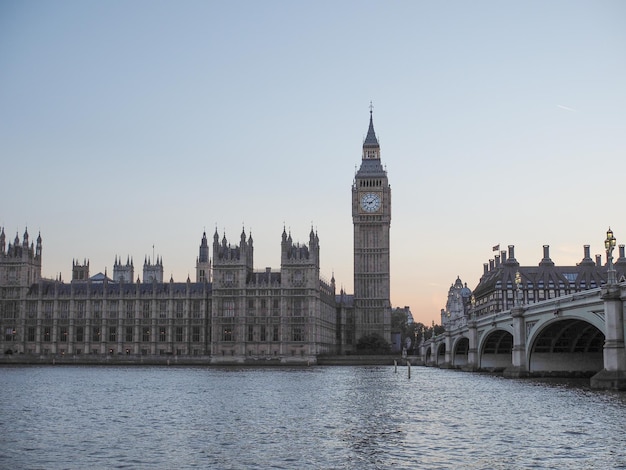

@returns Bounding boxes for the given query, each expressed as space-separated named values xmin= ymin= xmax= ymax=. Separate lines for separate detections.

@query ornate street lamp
xmin=515 ymin=271 xmax=522 ymax=306
xmin=605 ymin=227 xmax=617 ymax=285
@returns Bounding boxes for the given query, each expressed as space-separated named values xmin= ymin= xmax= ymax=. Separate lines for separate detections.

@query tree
xmin=423 ymin=322 xmax=445 ymax=340
xmin=408 ymin=322 xmax=426 ymax=349
xmin=433 ymin=324 xmax=445 ymax=336
xmin=356 ymin=333 xmax=391 ymax=355
xmin=391 ymin=308 xmax=409 ymax=334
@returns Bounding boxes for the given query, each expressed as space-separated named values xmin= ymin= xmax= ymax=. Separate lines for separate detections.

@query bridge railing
xmin=425 ymin=286 xmax=608 ymax=346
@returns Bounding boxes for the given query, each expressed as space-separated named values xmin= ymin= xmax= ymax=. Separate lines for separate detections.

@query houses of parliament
xmin=0 ymin=112 xmax=392 ymax=363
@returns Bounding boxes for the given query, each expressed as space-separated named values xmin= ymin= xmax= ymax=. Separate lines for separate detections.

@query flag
xmin=492 ymin=244 xmax=500 ymax=252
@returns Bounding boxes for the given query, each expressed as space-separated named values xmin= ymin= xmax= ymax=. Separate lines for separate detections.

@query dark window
xmin=192 ymin=326 xmax=201 ymax=342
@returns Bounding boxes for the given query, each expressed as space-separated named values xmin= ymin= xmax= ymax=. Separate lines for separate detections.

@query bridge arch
xmin=528 ymin=318 xmax=604 ymax=375
xmin=425 ymin=345 xmax=433 ymax=365
xmin=436 ymin=342 xmax=446 ymax=366
xmin=479 ymin=328 xmax=513 ymax=370
xmin=452 ymin=336 xmax=469 ymax=368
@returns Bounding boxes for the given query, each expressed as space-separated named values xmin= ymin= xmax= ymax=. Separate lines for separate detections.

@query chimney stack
xmin=539 ymin=245 xmax=554 ymax=266
xmin=579 ymin=245 xmax=594 ymax=266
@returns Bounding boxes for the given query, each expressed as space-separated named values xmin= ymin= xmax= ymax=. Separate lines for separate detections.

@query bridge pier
xmin=504 ymin=305 xmax=528 ymax=378
xmin=591 ymin=285 xmax=626 ymax=390
xmin=463 ymin=319 xmax=479 ymax=371
xmin=435 ymin=332 xmax=451 ymax=368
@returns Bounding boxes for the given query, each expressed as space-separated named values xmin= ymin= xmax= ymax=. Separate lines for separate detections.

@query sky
xmin=1 ymin=1 xmax=625 ymax=325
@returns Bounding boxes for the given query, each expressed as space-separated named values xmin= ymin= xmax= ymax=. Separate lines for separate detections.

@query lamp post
xmin=605 ymin=227 xmax=617 ymax=285
xmin=515 ymin=270 xmax=522 ymax=306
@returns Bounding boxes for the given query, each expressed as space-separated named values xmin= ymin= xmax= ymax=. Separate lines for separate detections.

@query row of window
xmin=474 ymin=286 xmax=602 ymax=316
xmin=358 ymin=178 xmax=384 ymax=187
xmin=237 ymin=325 xmax=304 ymax=342
xmin=16 ymin=298 xmax=316 ymax=319
xmin=31 ymin=348 xmax=205 ymax=356
xmin=22 ymin=300 xmax=204 ymax=320
xmin=500 ymin=279 xmax=598 ymax=289
xmin=6 ymin=325 xmax=307 ymax=344
xmin=22 ymin=326 xmax=204 ymax=343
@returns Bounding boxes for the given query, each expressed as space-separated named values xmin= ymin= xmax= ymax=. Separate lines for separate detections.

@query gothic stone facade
xmin=0 ymin=227 xmax=337 ymax=362
xmin=0 ymin=113 xmax=392 ymax=361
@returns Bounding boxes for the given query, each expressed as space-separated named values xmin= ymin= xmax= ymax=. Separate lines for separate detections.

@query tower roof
xmin=363 ymin=110 xmax=379 ymax=148
xmin=356 ymin=107 xmax=386 ymax=176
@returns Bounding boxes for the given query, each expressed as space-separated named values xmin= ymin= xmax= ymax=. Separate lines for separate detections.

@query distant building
xmin=0 ymin=226 xmax=337 ymax=360
xmin=441 ymin=277 xmax=472 ymax=330
xmin=0 ymin=112 xmax=393 ymax=360
xmin=445 ymin=244 xmax=626 ymax=323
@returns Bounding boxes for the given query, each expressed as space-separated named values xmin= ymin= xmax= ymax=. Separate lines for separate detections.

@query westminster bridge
xmin=421 ymin=281 xmax=626 ymax=390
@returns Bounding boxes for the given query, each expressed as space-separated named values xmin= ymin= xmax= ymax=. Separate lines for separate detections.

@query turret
xmin=113 ymin=255 xmax=134 ymax=282
xmin=35 ymin=232 xmax=42 ymax=259
xmin=212 ymin=228 xmax=254 ymax=288
xmin=143 ymin=255 xmax=163 ymax=283
xmin=280 ymin=229 xmax=320 ymax=288
xmin=196 ymin=231 xmax=211 ymax=282
xmin=0 ymin=226 xmax=42 ymax=288
xmin=72 ymin=259 xmax=90 ymax=281
xmin=198 ymin=231 xmax=209 ymax=263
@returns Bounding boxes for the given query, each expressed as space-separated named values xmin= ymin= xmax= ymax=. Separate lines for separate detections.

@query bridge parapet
xmin=423 ymin=282 xmax=626 ymax=390
xmin=591 ymin=283 xmax=626 ymax=390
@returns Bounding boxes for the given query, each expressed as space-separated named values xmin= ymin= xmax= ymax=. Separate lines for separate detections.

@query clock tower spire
xmin=351 ymin=107 xmax=392 ymax=347
xmin=363 ymin=105 xmax=380 ymax=160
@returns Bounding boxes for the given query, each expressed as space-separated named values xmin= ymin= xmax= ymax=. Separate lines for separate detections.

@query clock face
xmin=360 ymin=192 xmax=381 ymax=212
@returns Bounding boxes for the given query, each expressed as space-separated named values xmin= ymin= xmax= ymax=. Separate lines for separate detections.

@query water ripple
xmin=0 ymin=366 xmax=624 ymax=469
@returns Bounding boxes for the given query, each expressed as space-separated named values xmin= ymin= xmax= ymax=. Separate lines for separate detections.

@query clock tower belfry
xmin=352 ymin=108 xmax=391 ymax=345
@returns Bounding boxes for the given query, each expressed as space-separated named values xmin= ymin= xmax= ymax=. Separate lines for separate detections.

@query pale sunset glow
xmin=1 ymin=1 xmax=624 ymax=325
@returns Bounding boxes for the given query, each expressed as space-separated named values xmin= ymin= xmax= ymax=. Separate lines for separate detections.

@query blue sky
xmin=1 ymin=1 xmax=625 ymax=324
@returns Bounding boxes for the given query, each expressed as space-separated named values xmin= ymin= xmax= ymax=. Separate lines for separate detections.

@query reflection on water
xmin=0 ymin=366 xmax=624 ymax=469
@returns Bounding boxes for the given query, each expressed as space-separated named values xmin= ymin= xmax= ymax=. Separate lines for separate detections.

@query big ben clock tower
xmin=352 ymin=107 xmax=391 ymax=345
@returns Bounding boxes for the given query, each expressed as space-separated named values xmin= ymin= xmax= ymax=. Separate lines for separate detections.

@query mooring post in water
xmin=407 ymin=361 xmax=411 ymax=379
xmin=394 ymin=360 xmax=397 ymax=373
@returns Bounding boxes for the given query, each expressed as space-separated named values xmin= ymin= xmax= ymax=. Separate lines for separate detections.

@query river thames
xmin=1 ymin=365 xmax=624 ymax=469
